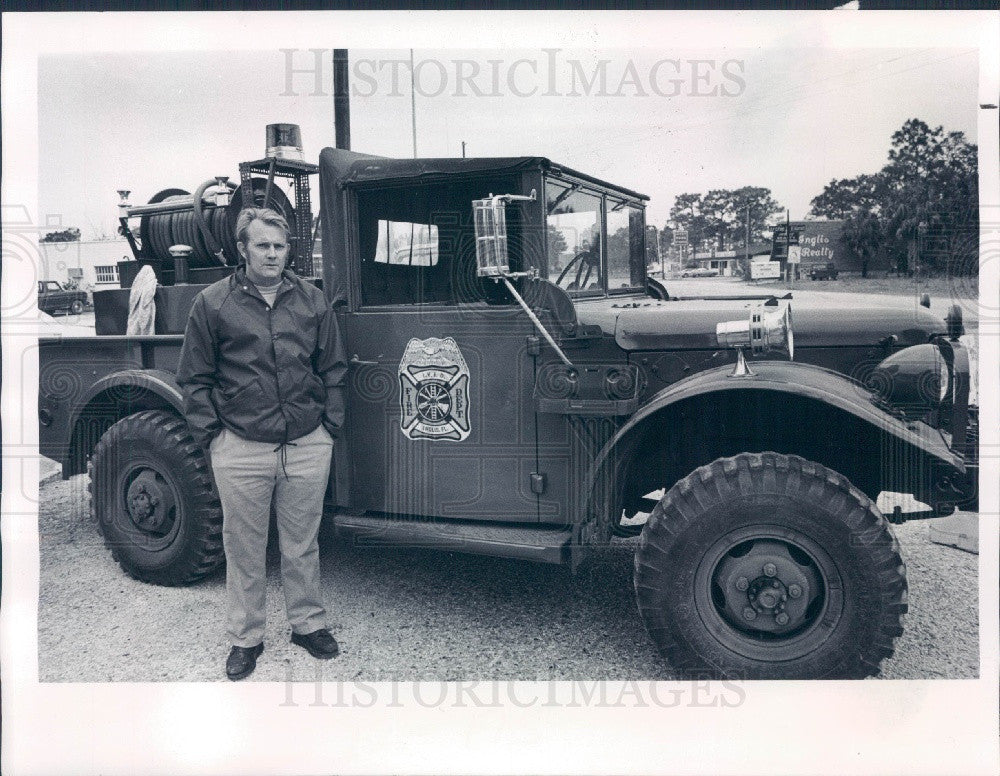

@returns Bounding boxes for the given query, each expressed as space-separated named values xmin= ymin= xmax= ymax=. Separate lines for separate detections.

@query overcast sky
xmin=38 ymin=45 xmax=978 ymax=238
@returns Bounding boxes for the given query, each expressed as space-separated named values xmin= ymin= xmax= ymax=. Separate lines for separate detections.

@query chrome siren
xmin=716 ymin=305 xmax=794 ymax=377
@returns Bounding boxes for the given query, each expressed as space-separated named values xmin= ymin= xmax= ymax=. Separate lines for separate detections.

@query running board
xmin=333 ymin=513 xmax=573 ymax=565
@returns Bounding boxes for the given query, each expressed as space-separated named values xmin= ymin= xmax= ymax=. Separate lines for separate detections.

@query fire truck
xmin=38 ymin=126 xmax=977 ymax=679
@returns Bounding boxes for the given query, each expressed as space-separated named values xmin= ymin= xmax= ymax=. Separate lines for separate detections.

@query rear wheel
xmin=90 ymin=409 xmax=223 ymax=585
xmin=69 ymin=299 xmax=84 ymax=314
xmin=634 ymin=452 xmax=907 ymax=679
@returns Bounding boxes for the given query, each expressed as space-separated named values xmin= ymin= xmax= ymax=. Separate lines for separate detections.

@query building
xmin=38 ymin=238 xmax=130 ymax=290
xmin=691 ymin=248 xmax=738 ymax=276
xmin=690 ymin=241 xmax=773 ymax=277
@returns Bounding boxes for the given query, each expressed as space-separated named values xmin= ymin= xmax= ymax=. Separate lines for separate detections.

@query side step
xmin=333 ymin=513 xmax=573 ymax=565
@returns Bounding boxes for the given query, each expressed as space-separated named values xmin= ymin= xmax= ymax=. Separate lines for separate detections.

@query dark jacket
xmin=176 ymin=266 xmax=347 ymax=448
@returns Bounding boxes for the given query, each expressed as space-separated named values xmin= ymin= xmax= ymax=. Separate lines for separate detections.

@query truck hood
xmin=572 ymin=295 xmax=946 ymax=351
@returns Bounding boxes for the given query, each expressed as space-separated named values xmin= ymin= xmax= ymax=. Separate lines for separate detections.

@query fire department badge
xmin=398 ymin=337 xmax=471 ymax=441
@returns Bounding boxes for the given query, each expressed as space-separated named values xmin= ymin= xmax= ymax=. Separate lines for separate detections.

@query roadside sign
xmin=787 ymin=245 xmax=801 ymax=264
xmin=772 ymin=229 xmax=801 ymax=245
xmin=750 ymin=259 xmax=781 ymax=280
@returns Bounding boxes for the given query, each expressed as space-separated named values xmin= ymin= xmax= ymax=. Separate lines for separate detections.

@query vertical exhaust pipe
xmin=333 ymin=49 xmax=351 ymax=150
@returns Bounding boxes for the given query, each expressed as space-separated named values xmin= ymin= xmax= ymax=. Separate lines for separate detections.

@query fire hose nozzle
xmin=213 ymin=177 xmax=231 ymax=206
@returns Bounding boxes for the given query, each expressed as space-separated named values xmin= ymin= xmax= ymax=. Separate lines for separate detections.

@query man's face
xmin=238 ymin=219 xmax=289 ymax=286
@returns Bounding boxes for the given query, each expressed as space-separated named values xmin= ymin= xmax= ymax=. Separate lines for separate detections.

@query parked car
xmin=680 ymin=267 xmax=720 ymax=278
xmin=37 ymin=280 xmax=87 ymax=315
xmin=809 ymin=263 xmax=839 ymax=281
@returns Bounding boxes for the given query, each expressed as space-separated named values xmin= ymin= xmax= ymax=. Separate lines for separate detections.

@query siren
xmin=265 ymin=123 xmax=304 ymax=162
xmin=715 ymin=305 xmax=794 ymax=377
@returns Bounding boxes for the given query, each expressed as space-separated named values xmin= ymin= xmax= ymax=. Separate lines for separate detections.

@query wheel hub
xmin=125 ymin=470 xmax=175 ymax=534
xmin=714 ymin=539 xmax=822 ymax=635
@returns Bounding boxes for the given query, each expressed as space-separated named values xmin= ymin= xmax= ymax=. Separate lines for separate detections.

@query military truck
xmin=38 ymin=138 xmax=977 ymax=680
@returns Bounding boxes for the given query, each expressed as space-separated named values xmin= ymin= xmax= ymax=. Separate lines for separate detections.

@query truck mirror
xmin=471 ymin=189 xmax=576 ymax=367
xmin=472 ymin=190 xmax=536 ymax=278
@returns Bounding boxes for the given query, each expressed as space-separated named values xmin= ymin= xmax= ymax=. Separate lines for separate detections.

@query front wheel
xmin=634 ymin=452 xmax=907 ymax=679
xmin=90 ymin=409 xmax=224 ymax=585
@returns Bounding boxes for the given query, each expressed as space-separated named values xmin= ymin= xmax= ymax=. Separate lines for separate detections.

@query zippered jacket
xmin=177 ymin=266 xmax=347 ymax=448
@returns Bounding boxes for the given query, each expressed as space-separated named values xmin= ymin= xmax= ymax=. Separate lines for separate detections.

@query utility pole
xmin=785 ymin=208 xmax=792 ymax=283
xmin=461 ymin=141 xmax=466 ymax=158
xmin=410 ymin=49 xmax=418 ymax=158
xmin=333 ymin=49 xmax=351 ymax=150
xmin=745 ymin=203 xmax=750 ymax=279
xmin=656 ymin=225 xmax=664 ymax=279
xmin=786 ymin=209 xmax=793 ymax=291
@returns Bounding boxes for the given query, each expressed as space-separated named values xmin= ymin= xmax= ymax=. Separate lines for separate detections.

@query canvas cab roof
xmin=319 ymin=147 xmax=649 ymax=202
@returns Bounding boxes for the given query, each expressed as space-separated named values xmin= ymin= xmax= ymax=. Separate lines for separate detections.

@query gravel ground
xmin=37 ymin=474 xmax=978 ymax=683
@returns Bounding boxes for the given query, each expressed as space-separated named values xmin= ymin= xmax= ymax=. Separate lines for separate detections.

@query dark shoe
xmin=226 ymin=643 xmax=264 ymax=680
xmin=291 ymin=628 xmax=339 ymax=659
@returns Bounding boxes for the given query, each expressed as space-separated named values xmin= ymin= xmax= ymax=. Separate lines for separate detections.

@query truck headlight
xmin=869 ymin=343 xmax=949 ymax=409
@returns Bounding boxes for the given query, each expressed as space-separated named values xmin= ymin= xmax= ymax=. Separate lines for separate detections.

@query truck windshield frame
xmin=544 ymin=174 xmax=646 ymax=298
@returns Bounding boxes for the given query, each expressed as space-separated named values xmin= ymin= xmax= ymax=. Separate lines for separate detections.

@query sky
xmin=38 ymin=45 xmax=978 ymax=238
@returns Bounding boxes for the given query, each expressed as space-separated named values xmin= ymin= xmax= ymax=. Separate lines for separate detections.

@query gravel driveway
xmin=37 ymin=474 xmax=978 ymax=683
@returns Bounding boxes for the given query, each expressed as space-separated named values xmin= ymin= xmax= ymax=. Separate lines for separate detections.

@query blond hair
xmin=235 ymin=208 xmax=290 ymax=245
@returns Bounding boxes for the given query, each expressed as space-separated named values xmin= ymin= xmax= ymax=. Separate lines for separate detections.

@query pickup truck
xmin=38 ymin=279 xmax=87 ymax=315
xmin=38 ymin=145 xmax=977 ymax=680
xmin=808 ymin=262 xmax=839 ymax=281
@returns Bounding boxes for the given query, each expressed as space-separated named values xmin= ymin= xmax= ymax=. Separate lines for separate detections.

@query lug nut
xmin=775 ymin=612 xmax=789 ymax=626
xmin=742 ymin=607 xmax=757 ymax=621
xmin=763 ymin=563 xmax=777 ymax=577
xmin=736 ymin=577 xmax=749 ymax=591
xmin=789 ymin=584 xmax=802 ymax=598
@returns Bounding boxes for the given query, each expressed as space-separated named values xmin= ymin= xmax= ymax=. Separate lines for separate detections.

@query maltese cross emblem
xmin=398 ymin=337 xmax=471 ymax=441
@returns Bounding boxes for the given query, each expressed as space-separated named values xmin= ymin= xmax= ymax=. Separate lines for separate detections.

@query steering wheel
xmin=556 ymin=249 xmax=601 ymax=290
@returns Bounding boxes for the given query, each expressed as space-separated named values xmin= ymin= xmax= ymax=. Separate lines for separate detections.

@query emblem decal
xmin=398 ymin=337 xmax=471 ymax=441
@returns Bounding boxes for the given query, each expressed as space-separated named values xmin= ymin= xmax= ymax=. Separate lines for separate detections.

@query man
xmin=177 ymin=207 xmax=346 ymax=680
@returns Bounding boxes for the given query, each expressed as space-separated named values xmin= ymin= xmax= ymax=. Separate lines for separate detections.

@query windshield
xmin=545 ymin=177 xmax=645 ymax=297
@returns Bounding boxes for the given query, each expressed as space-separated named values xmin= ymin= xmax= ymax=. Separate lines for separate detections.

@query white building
xmin=691 ymin=248 xmax=739 ymax=276
xmin=38 ymin=238 xmax=130 ymax=290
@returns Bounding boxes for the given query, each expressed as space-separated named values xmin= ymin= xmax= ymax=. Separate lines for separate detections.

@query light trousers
xmin=210 ymin=424 xmax=333 ymax=647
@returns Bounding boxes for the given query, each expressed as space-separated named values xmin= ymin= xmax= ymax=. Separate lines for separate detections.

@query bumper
xmin=920 ymin=337 xmax=976 ymax=515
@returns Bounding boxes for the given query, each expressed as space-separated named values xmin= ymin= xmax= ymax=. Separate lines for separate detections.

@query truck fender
xmin=62 ymin=369 xmax=185 ymax=476
xmin=582 ymin=360 xmax=964 ymax=538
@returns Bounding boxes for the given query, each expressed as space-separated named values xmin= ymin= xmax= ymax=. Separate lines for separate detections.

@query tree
xmin=674 ymin=188 xmax=782 ymax=252
xmin=669 ymin=193 xmax=707 ymax=248
xmin=840 ymin=211 xmax=881 ymax=278
xmin=645 ymin=224 xmax=660 ymax=266
xmin=729 ymin=186 xmax=782 ymax=250
xmin=810 ymin=175 xmax=884 ymax=219
xmin=547 ymin=226 xmax=568 ymax=265
xmin=658 ymin=225 xmax=673 ymax=258
xmin=608 ymin=226 xmax=630 ymax=264
xmin=883 ymin=120 xmax=978 ymax=275
xmin=809 ymin=119 xmax=978 ymax=276
xmin=39 ymin=227 xmax=81 ymax=243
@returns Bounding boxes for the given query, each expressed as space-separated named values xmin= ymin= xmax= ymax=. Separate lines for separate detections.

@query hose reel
xmin=132 ymin=178 xmax=297 ymax=268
